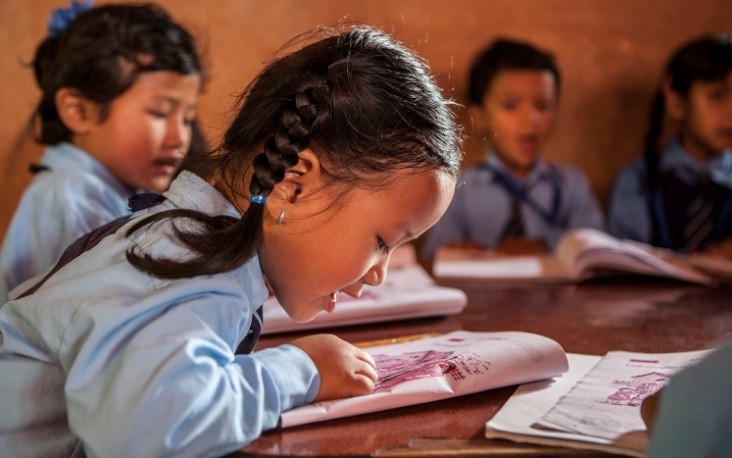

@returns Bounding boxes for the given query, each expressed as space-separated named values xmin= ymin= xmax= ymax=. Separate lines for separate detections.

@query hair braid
xmin=250 ymin=84 xmax=329 ymax=198
xmin=126 ymin=26 xmax=461 ymax=280
xmin=127 ymin=83 xmax=330 ymax=278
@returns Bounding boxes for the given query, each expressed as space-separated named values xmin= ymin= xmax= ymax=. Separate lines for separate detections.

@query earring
xmin=276 ymin=209 xmax=285 ymax=225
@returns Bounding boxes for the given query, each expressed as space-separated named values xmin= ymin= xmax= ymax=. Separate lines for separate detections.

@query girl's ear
xmin=277 ymin=148 xmax=323 ymax=203
xmin=55 ymin=87 xmax=100 ymax=134
xmin=662 ymin=77 xmax=686 ymax=122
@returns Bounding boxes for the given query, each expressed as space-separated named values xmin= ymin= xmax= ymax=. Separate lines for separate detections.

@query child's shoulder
xmin=612 ymin=157 xmax=647 ymax=184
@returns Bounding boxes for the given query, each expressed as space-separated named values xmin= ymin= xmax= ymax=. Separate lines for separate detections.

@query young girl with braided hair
xmin=0 ymin=25 xmax=461 ymax=457
xmin=0 ymin=1 xmax=205 ymax=302
xmin=608 ymin=35 xmax=732 ymax=254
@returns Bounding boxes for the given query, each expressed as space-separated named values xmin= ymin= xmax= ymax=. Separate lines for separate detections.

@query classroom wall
xmin=1 ymin=0 xmax=731 ymax=239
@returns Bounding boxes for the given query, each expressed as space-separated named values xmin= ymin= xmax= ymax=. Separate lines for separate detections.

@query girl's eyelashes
xmin=147 ymin=109 xmax=196 ymax=127
xmin=377 ymin=236 xmax=390 ymax=254
xmin=535 ymin=99 xmax=554 ymax=112
xmin=147 ymin=109 xmax=170 ymax=119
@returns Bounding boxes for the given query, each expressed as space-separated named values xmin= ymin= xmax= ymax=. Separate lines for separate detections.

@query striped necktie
xmin=499 ymin=194 xmax=525 ymax=241
xmin=683 ymin=176 xmax=722 ymax=253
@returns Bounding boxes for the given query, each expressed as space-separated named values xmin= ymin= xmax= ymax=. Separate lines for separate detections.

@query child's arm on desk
xmin=290 ymin=334 xmax=377 ymax=402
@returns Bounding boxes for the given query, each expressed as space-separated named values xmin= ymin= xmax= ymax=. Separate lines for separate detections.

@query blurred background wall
xmin=1 ymin=0 xmax=731 ymax=239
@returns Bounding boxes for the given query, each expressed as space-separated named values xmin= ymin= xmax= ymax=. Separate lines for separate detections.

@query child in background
xmin=0 ymin=1 xmax=205 ymax=301
xmin=608 ymin=35 xmax=732 ymax=254
xmin=421 ymin=38 xmax=604 ymax=262
xmin=0 ymin=25 xmax=461 ymax=457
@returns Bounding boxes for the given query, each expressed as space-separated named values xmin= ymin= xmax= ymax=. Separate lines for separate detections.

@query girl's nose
xmin=363 ymin=258 xmax=388 ymax=287
xmin=165 ymin=117 xmax=188 ymax=150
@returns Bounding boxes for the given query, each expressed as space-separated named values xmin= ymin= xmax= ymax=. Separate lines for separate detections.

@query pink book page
xmin=280 ymin=330 xmax=568 ymax=428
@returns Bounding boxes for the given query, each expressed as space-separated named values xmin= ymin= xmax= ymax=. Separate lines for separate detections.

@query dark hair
xmin=126 ymin=25 xmax=461 ymax=278
xmin=32 ymin=3 xmax=205 ymax=145
xmin=643 ymin=34 xmax=732 ymax=190
xmin=467 ymin=38 xmax=561 ymax=106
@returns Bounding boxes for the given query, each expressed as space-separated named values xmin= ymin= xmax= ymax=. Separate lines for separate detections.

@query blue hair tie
xmin=48 ymin=0 xmax=94 ymax=39
xmin=249 ymin=195 xmax=267 ymax=205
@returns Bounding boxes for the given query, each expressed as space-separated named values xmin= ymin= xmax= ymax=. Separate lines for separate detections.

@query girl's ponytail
xmin=642 ymin=91 xmax=665 ymax=192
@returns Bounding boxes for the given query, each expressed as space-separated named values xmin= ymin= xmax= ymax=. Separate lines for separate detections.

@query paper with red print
xmin=536 ymin=349 xmax=711 ymax=440
xmin=279 ymin=330 xmax=568 ymax=428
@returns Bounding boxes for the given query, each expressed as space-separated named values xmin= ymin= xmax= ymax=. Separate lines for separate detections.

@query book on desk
xmin=278 ymin=330 xmax=569 ymax=428
xmin=485 ymin=348 xmax=712 ymax=457
xmin=261 ymin=254 xmax=467 ymax=334
xmin=433 ymin=228 xmax=718 ymax=286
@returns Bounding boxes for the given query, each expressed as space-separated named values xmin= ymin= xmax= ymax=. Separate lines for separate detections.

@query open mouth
xmin=518 ymin=134 xmax=540 ymax=152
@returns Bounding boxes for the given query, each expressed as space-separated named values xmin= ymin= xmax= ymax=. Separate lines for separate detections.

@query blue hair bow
xmin=48 ymin=0 xmax=94 ymax=38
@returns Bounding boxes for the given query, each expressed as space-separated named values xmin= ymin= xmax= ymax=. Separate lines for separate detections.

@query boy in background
xmin=422 ymin=38 xmax=604 ymax=262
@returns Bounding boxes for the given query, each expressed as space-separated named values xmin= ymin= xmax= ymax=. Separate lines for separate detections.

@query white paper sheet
xmin=537 ymin=349 xmax=711 ymax=440
xmin=486 ymin=354 xmax=647 ymax=457
xmin=280 ymin=330 xmax=569 ymax=428
xmin=262 ymin=265 xmax=467 ymax=334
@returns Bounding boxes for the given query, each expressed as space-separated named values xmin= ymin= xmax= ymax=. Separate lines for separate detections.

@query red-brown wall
xmin=1 ymin=0 xmax=731 ymax=238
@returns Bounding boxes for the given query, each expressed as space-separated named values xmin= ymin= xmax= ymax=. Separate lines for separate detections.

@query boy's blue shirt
xmin=607 ymin=138 xmax=732 ymax=244
xmin=0 ymin=142 xmax=135 ymax=303
xmin=422 ymin=150 xmax=605 ymax=260
xmin=0 ymin=171 xmax=320 ymax=457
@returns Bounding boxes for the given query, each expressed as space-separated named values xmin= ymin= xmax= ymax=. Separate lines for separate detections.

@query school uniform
xmin=421 ymin=152 xmax=605 ymax=260
xmin=608 ymin=139 xmax=732 ymax=252
xmin=0 ymin=171 xmax=319 ymax=458
xmin=647 ymin=340 xmax=732 ymax=458
xmin=0 ymin=142 xmax=135 ymax=302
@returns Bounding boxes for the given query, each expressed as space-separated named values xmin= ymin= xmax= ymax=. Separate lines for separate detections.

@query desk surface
xmin=238 ymin=277 xmax=732 ymax=457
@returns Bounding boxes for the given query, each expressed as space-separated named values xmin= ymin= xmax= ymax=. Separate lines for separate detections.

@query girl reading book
xmin=0 ymin=25 xmax=460 ymax=456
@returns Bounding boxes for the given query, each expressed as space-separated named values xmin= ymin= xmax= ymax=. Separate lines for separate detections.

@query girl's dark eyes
xmin=377 ymin=237 xmax=390 ymax=253
xmin=147 ymin=110 xmax=169 ymax=118
xmin=535 ymin=100 xmax=554 ymax=111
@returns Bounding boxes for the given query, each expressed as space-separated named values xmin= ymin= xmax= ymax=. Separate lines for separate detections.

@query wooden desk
xmin=238 ymin=277 xmax=732 ymax=457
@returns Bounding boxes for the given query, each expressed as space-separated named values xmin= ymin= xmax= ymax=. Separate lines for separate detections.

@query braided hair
xmin=126 ymin=25 xmax=461 ymax=278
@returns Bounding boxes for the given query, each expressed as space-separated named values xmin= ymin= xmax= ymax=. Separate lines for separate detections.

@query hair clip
xmin=48 ymin=0 xmax=94 ymax=39
xmin=249 ymin=195 xmax=267 ymax=205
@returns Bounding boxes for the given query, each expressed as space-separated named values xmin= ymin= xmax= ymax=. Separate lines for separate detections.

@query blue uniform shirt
xmin=0 ymin=143 xmax=135 ymax=302
xmin=0 ymin=171 xmax=320 ymax=457
xmin=422 ymin=152 xmax=605 ymax=260
xmin=607 ymin=139 xmax=732 ymax=246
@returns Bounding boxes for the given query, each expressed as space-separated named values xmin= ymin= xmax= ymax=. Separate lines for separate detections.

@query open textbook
xmin=279 ymin=330 xmax=569 ymax=428
xmin=486 ymin=349 xmax=712 ymax=457
xmin=262 ymin=264 xmax=467 ymax=334
xmin=433 ymin=228 xmax=715 ymax=285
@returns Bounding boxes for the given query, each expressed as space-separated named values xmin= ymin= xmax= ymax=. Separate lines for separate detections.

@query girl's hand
xmin=289 ymin=334 xmax=378 ymax=402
